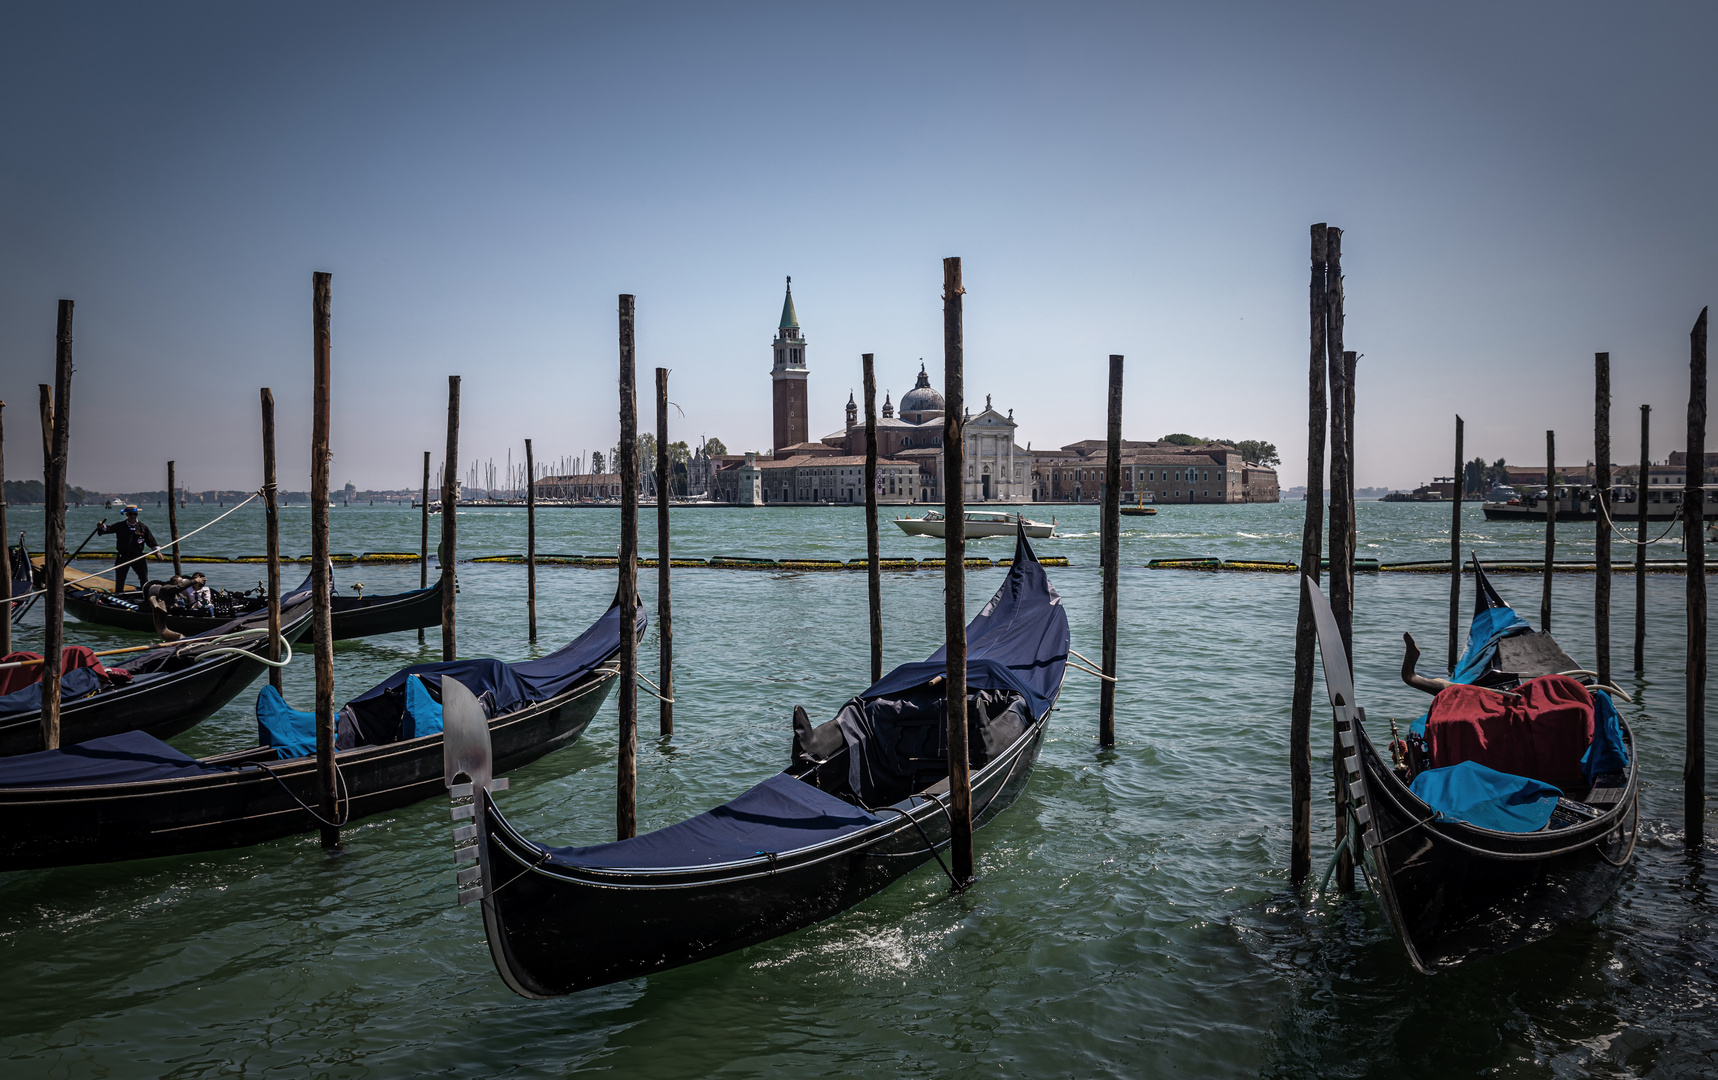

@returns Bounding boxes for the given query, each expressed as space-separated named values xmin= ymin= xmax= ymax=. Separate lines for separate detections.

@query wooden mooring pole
xmin=1542 ymin=430 xmax=1556 ymax=632
xmin=441 ymin=376 xmax=460 ymax=661
xmin=863 ymin=354 xmax=882 ymax=685
xmin=1448 ymin=416 xmax=1464 ymax=671
xmin=654 ymin=368 xmax=671 ymax=736
xmin=1595 ymin=353 xmax=1612 ymax=685
xmin=261 ymin=389 xmax=282 ymax=692
xmin=526 ymin=438 xmax=538 ymax=645
xmin=1099 ymin=354 xmax=1123 ymax=748
xmin=0 ymin=399 xmax=10 ymax=658
xmin=943 ymin=256 xmax=974 ymax=887
xmin=1325 ymin=225 xmax=1355 ymax=894
xmin=617 ymin=295 xmax=640 ymax=840
xmin=419 ymin=450 xmax=430 ymax=646
xmin=1635 ymin=405 xmax=1650 ymax=674
xmin=41 ymin=302 xmax=73 ymax=752
xmin=310 ymin=272 xmax=339 ymax=850
xmin=166 ymin=461 xmax=182 ymax=578
xmin=1686 ymin=307 xmax=1708 ymax=849
xmin=1290 ymin=223 xmax=1328 ymax=888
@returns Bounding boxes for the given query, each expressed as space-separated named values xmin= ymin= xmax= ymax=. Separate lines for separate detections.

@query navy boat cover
xmin=546 ymin=772 xmax=885 ymax=869
xmin=0 ymin=729 xmax=228 ymax=788
xmin=543 ymin=536 xmax=1066 ymax=871
xmin=0 ymin=667 xmax=105 ymax=721
xmin=860 ymin=531 xmax=1070 ymax=716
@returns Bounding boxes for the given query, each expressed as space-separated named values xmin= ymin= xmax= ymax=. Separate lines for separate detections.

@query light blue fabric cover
xmin=255 ymin=685 xmax=316 ymax=760
xmin=1450 ymin=604 xmax=1533 ymax=685
xmin=1583 ymin=689 xmax=1630 ymax=781
xmin=402 ymin=674 xmax=444 ymax=739
xmin=1410 ymin=759 xmax=1562 ymax=833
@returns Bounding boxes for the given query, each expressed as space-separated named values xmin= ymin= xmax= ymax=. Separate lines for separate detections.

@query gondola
xmin=0 ymin=597 xmax=635 ymax=870
xmin=63 ymin=570 xmax=443 ymax=641
xmin=0 ymin=599 xmax=315 ymax=757
xmin=1306 ymin=557 xmax=1639 ymax=973
xmin=444 ymin=530 xmax=1069 ymax=998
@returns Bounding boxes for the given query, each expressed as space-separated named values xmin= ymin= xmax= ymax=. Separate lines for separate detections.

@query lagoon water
xmin=2 ymin=500 xmax=1714 ymax=1078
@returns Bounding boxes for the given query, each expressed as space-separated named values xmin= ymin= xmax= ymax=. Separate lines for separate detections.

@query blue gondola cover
xmin=0 ymin=729 xmax=228 ymax=788
xmin=1410 ymin=759 xmax=1563 ymax=833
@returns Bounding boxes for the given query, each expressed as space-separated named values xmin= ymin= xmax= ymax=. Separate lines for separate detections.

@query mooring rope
xmin=1066 ymin=649 xmax=1118 ymax=683
xmin=1595 ymin=498 xmax=1684 ymax=547
xmin=10 ymin=489 xmax=264 ymax=603
xmin=247 ymin=754 xmax=352 ymax=829
xmin=635 ymin=671 xmax=674 ymax=704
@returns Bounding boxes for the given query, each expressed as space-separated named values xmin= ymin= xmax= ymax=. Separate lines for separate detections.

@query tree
xmin=703 ymin=437 xmax=728 ymax=457
xmin=1486 ymin=457 xmax=1508 ymax=488
xmin=1233 ymin=440 xmax=1280 ymax=467
xmin=590 ymin=450 xmax=605 ymax=475
xmin=1464 ymin=456 xmax=1487 ymax=495
xmin=1160 ymin=433 xmax=1200 ymax=446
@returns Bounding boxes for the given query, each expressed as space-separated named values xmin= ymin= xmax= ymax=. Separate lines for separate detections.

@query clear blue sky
xmin=2 ymin=2 xmax=1713 ymax=492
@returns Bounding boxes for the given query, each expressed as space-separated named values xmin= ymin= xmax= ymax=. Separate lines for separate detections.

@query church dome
xmin=899 ymin=363 xmax=944 ymax=422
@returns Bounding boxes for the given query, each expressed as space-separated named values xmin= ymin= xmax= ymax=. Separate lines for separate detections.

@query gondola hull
xmin=1354 ymin=718 xmax=1638 ymax=972
xmin=0 ymin=668 xmax=615 ymax=870
xmin=0 ymin=605 xmax=315 ymax=757
xmin=63 ymin=579 xmax=441 ymax=641
xmin=476 ymin=713 xmax=1049 ymax=997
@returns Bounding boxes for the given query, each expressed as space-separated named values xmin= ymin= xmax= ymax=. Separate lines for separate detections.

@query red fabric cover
xmin=0 ymin=647 xmax=121 ymax=697
xmin=1426 ymin=674 xmax=1595 ymax=792
xmin=0 ymin=652 xmax=43 ymax=697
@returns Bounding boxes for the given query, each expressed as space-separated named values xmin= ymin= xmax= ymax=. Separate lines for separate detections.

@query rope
xmin=1596 ymin=498 xmax=1683 ymax=547
xmin=869 ymin=801 xmax=964 ymax=890
xmin=9 ymin=490 xmax=264 ymax=603
xmin=190 ymin=634 xmax=293 ymax=669
xmin=247 ymin=754 xmax=351 ymax=828
xmin=1319 ymin=825 xmax=1355 ymax=894
xmin=636 ymin=671 xmax=674 ymax=704
xmin=1067 ymin=649 xmax=1118 ymax=683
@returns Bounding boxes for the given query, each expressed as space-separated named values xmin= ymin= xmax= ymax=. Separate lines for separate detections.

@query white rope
xmin=1596 ymin=497 xmax=1683 ymax=548
xmin=636 ymin=671 xmax=674 ymax=704
xmin=10 ymin=490 xmax=264 ymax=603
xmin=190 ymin=634 xmax=293 ymax=669
xmin=1067 ymin=649 xmax=1119 ymax=683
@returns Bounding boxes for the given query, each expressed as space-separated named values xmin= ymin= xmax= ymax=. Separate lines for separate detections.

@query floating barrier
xmin=1222 ymin=559 xmax=1298 ymax=573
xmin=1148 ymin=557 xmax=1222 ymax=570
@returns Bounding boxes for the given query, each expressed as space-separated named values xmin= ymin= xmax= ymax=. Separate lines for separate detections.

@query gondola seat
xmin=1424 ymin=674 xmax=1611 ymax=795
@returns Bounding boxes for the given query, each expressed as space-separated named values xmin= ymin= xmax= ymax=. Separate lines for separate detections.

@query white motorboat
xmin=893 ymin=509 xmax=1056 ymax=539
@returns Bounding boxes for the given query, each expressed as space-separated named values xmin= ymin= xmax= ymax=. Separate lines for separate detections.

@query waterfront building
xmin=534 ymin=473 xmax=625 ymax=500
xmin=1030 ymin=441 xmax=1279 ymax=503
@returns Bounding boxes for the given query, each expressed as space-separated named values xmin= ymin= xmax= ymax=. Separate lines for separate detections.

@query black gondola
xmin=0 ymin=598 xmax=635 ymax=870
xmin=0 ymin=599 xmax=316 ymax=757
xmin=1306 ymin=558 xmax=1639 ymax=973
xmin=63 ymin=570 xmax=443 ymax=641
xmin=443 ymin=531 xmax=1070 ymax=998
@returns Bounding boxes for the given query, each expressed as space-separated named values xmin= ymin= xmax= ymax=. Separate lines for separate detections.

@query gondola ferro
xmin=444 ymin=531 xmax=1070 ymax=998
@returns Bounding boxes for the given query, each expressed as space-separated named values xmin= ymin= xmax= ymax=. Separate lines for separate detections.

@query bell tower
xmin=771 ymin=277 xmax=808 ymax=454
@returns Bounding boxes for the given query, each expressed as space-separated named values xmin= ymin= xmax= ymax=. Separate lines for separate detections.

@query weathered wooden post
xmin=0 ymin=398 xmax=10 ymax=658
xmin=1595 ymin=353 xmax=1611 ymax=685
xmin=1290 ymin=223 xmax=1328 ymax=887
xmin=261 ymin=389 xmax=282 ymax=692
xmin=1325 ymin=227 xmax=1356 ymax=894
xmin=1635 ymin=405 xmax=1650 ymax=674
xmin=310 ymin=272 xmax=339 ymax=850
xmin=654 ymin=367 xmax=672 ymax=736
xmin=863 ymin=354 xmax=882 ymax=685
xmin=166 ymin=461 xmax=183 ymax=578
xmin=943 ymin=256 xmax=974 ymax=887
xmin=40 ymin=302 xmax=73 ymax=752
xmin=441 ymin=376 xmax=460 ymax=661
xmin=1099 ymin=354 xmax=1123 ymax=748
xmin=1542 ymin=430 xmax=1556 ymax=632
xmin=1686 ymin=307 xmax=1707 ymax=848
xmin=526 ymin=438 xmax=539 ymax=645
xmin=419 ymin=450 xmax=430 ymax=646
xmin=617 ymin=295 xmax=640 ymax=840
xmin=1448 ymin=416 xmax=1464 ymax=671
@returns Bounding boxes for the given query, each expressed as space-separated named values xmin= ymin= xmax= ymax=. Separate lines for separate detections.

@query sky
xmin=1 ymin=2 xmax=1714 ymax=493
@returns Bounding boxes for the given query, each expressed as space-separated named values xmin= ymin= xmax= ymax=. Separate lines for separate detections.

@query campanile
xmin=771 ymin=277 xmax=808 ymax=453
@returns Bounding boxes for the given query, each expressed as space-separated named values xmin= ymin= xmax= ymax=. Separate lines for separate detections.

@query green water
xmin=2 ymin=502 xmax=1713 ymax=1077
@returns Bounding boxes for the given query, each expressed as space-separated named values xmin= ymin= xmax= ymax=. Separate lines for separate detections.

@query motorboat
xmin=893 ymin=510 xmax=1055 ymax=539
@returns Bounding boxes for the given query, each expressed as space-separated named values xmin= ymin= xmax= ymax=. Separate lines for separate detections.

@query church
xmin=725 ymin=277 xmax=1029 ymax=505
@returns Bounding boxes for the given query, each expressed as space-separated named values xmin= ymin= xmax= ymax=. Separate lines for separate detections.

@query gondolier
xmin=96 ymin=507 xmax=162 ymax=593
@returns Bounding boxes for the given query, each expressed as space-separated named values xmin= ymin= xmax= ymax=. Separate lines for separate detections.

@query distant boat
xmin=1120 ymin=493 xmax=1157 ymax=517
xmin=893 ymin=509 xmax=1055 ymax=539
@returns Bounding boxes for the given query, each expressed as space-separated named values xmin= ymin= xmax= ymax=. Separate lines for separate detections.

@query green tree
xmin=1464 ymin=456 xmax=1487 ymax=494
xmin=590 ymin=450 xmax=605 ymax=475
xmin=1160 ymin=433 xmax=1201 ymax=446
xmin=703 ymin=437 xmax=728 ymax=457
xmin=1233 ymin=440 xmax=1280 ymax=466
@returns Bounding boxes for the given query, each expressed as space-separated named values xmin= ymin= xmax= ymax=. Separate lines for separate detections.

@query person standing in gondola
xmin=97 ymin=506 xmax=162 ymax=593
